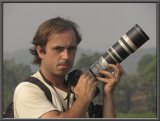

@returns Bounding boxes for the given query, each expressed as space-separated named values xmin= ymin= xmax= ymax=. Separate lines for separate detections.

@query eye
xmin=53 ymin=46 xmax=64 ymax=52
xmin=68 ymin=46 xmax=77 ymax=51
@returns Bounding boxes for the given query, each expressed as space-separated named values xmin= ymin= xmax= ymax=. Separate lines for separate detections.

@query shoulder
xmin=14 ymin=81 xmax=41 ymax=94
xmin=14 ymin=71 xmax=43 ymax=92
xmin=14 ymin=71 xmax=46 ymax=100
xmin=13 ymin=79 xmax=57 ymax=118
xmin=14 ymin=81 xmax=46 ymax=104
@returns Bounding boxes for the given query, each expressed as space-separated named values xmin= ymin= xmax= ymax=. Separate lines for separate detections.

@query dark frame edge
xmin=0 ymin=0 xmax=3 ymax=120
xmin=156 ymin=0 xmax=160 ymax=120
xmin=0 ymin=0 xmax=159 ymax=3
xmin=0 ymin=0 xmax=159 ymax=121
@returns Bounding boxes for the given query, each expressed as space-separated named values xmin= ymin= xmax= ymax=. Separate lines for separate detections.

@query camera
xmin=67 ymin=24 xmax=149 ymax=96
xmin=86 ymin=24 xmax=149 ymax=78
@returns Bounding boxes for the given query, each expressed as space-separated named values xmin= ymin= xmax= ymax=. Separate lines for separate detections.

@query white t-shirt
xmin=13 ymin=71 xmax=75 ymax=118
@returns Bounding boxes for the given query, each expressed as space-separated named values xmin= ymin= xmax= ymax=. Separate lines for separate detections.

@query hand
xmin=71 ymin=72 xmax=98 ymax=102
xmin=96 ymin=63 xmax=124 ymax=96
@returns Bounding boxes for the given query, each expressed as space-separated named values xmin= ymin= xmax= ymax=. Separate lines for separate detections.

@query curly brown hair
xmin=30 ymin=17 xmax=82 ymax=65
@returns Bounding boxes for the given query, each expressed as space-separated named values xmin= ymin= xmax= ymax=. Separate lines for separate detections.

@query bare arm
xmin=103 ymin=93 xmax=116 ymax=118
xmin=97 ymin=63 xmax=124 ymax=118
xmin=40 ymin=96 xmax=90 ymax=118
xmin=40 ymin=72 xmax=97 ymax=118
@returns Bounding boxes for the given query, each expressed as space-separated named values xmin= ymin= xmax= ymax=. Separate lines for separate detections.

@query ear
xmin=36 ymin=45 xmax=45 ymax=59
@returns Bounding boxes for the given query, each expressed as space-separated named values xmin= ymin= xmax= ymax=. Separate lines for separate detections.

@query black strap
xmin=88 ymin=102 xmax=103 ymax=118
xmin=24 ymin=75 xmax=103 ymax=118
xmin=3 ymin=77 xmax=53 ymax=118
xmin=3 ymin=102 xmax=14 ymax=118
xmin=39 ymin=71 xmax=66 ymax=112
xmin=24 ymin=77 xmax=53 ymax=104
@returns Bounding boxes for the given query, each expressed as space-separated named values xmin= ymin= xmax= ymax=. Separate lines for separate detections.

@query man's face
xmin=41 ymin=29 xmax=77 ymax=78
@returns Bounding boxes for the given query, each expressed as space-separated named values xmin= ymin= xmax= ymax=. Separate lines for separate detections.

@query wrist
xmin=77 ymin=95 xmax=92 ymax=103
xmin=103 ymin=91 xmax=114 ymax=98
xmin=76 ymin=97 xmax=91 ymax=109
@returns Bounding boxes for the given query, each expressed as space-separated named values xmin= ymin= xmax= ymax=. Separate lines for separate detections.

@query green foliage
xmin=74 ymin=52 xmax=157 ymax=117
xmin=3 ymin=51 xmax=157 ymax=117
xmin=137 ymin=54 xmax=155 ymax=73
xmin=3 ymin=58 xmax=33 ymax=111
xmin=137 ymin=55 xmax=157 ymax=113
xmin=74 ymin=52 xmax=101 ymax=71
xmin=116 ymin=112 xmax=156 ymax=118
xmin=114 ymin=74 xmax=140 ymax=113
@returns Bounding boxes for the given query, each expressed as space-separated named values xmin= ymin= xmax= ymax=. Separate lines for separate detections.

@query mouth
xmin=57 ymin=60 xmax=71 ymax=70
xmin=58 ymin=64 xmax=70 ymax=69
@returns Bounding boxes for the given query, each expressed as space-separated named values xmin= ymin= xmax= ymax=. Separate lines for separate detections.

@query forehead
xmin=48 ymin=29 xmax=77 ymax=46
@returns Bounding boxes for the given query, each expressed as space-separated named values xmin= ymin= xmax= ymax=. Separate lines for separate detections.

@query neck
xmin=40 ymin=69 xmax=66 ymax=89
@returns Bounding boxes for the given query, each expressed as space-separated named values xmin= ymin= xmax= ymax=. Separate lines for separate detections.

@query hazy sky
xmin=3 ymin=2 xmax=156 ymax=53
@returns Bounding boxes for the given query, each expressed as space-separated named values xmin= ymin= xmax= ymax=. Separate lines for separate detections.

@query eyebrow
xmin=52 ymin=45 xmax=77 ymax=50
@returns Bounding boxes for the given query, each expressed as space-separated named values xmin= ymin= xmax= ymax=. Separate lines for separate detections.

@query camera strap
xmin=64 ymin=82 xmax=74 ymax=109
xmin=39 ymin=70 xmax=66 ymax=112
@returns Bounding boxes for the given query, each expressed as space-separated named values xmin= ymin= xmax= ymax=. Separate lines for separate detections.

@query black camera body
xmin=67 ymin=24 xmax=149 ymax=97
xmin=67 ymin=69 xmax=101 ymax=97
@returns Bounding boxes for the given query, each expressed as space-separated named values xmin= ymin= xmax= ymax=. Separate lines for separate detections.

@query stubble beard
xmin=53 ymin=65 xmax=72 ymax=78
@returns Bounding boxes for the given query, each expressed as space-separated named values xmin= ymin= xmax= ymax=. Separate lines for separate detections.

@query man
xmin=13 ymin=17 xmax=124 ymax=118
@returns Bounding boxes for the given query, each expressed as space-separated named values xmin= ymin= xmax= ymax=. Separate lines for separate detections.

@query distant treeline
xmin=3 ymin=52 xmax=157 ymax=118
xmin=73 ymin=53 xmax=157 ymax=117
xmin=4 ymin=47 xmax=156 ymax=74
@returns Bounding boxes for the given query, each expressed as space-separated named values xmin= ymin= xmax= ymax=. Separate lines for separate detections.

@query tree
xmin=114 ymin=74 xmax=140 ymax=113
xmin=137 ymin=54 xmax=156 ymax=113
xmin=73 ymin=52 xmax=157 ymax=115
xmin=3 ymin=58 xmax=33 ymax=112
xmin=137 ymin=54 xmax=154 ymax=74
xmin=73 ymin=52 xmax=101 ymax=71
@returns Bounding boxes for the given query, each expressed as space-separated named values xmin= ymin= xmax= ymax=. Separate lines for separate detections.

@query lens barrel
xmin=87 ymin=24 xmax=150 ymax=78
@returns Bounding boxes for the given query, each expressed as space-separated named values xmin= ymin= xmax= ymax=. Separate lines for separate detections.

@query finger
xmin=91 ymin=81 xmax=98 ymax=88
xmin=96 ymin=76 xmax=110 ymax=83
xmin=98 ymin=70 xmax=114 ymax=78
xmin=78 ymin=72 xmax=89 ymax=82
xmin=82 ymin=72 xmax=93 ymax=80
xmin=108 ymin=64 xmax=124 ymax=78
xmin=92 ymin=81 xmax=98 ymax=90
xmin=114 ymin=64 xmax=124 ymax=78
xmin=86 ymin=74 xmax=93 ymax=81
xmin=79 ymin=72 xmax=94 ymax=87
xmin=90 ymin=77 xmax=96 ymax=82
xmin=90 ymin=82 xmax=98 ymax=98
xmin=87 ymin=78 xmax=96 ymax=87
xmin=81 ymin=72 xmax=88 ymax=78
xmin=116 ymin=63 xmax=124 ymax=75
xmin=97 ymin=76 xmax=117 ymax=88
xmin=108 ymin=64 xmax=120 ymax=75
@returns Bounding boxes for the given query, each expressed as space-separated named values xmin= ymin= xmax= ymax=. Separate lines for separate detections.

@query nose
xmin=62 ymin=49 xmax=69 ymax=60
